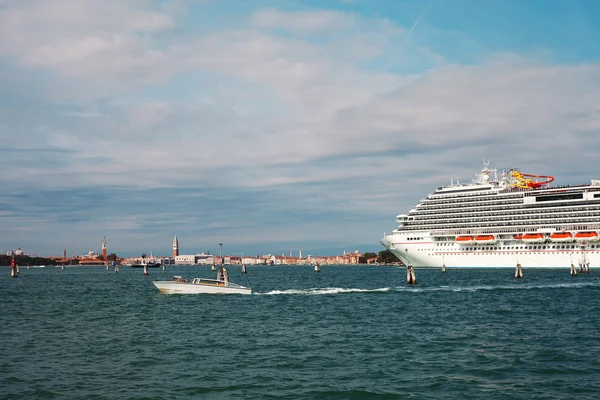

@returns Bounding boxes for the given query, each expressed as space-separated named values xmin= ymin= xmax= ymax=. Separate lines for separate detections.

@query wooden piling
xmin=406 ymin=266 xmax=416 ymax=285
xmin=10 ymin=256 xmax=17 ymax=278
xmin=514 ymin=263 xmax=523 ymax=279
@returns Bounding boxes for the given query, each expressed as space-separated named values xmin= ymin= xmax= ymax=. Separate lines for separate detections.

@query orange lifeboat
xmin=475 ymin=235 xmax=496 ymax=244
xmin=549 ymin=232 xmax=573 ymax=243
xmin=522 ymin=233 xmax=546 ymax=243
xmin=575 ymin=231 xmax=599 ymax=242
xmin=513 ymin=234 xmax=523 ymax=241
xmin=455 ymin=235 xmax=475 ymax=244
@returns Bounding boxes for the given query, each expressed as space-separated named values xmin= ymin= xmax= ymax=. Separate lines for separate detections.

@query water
xmin=2 ymin=265 xmax=600 ymax=399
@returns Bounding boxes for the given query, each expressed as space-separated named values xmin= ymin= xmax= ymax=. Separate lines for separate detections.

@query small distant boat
xmin=131 ymin=260 xmax=161 ymax=268
xmin=314 ymin=262 xmax=320 ymax=272
xmin=152 ymin=267 xmax=251 ymax=295
xmin=130 ymin=253 xmax=161 ymax=268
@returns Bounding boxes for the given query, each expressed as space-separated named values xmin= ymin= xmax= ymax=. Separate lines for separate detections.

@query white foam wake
xmin=395 ymin=279 xmax=600 ymax=293
xmin=258 ymin=287 xmax=391 ymax=295
xmin=256 ymin=279 xmax=600 ymax=295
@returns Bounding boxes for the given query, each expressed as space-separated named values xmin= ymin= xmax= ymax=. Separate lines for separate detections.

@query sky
xmin=1 ymin=0 xmax=600 ymax=258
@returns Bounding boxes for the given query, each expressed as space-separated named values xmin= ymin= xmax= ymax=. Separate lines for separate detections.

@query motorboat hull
xmin=131 ymin=263 xmax=161 ymax=268
xmin=152 ymin=281 xmax=251 ymax=295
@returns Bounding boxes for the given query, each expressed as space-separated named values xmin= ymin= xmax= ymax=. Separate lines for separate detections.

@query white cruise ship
xmin=380 ymin=162 xmax=600 ymax=268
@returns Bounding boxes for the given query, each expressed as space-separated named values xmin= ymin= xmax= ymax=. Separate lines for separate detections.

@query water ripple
xmin=2 ymin=266 xmax=600 ymax=399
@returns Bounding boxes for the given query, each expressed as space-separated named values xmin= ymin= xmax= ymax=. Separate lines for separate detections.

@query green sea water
xmin=2 ymin=265 xmax=600 ymax=399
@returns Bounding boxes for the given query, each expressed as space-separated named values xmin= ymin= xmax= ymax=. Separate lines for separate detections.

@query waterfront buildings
xmin=173 ymin=236 xmax=179 ymax=259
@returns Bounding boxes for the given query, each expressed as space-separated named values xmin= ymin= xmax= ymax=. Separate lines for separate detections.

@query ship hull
xmin=381 ymin=235 xmax=599 ymax=268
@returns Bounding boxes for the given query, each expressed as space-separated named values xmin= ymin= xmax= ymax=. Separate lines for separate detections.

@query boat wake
xmin=395 ymin=279 xmax=600 ymax=293
xmin=259 ymin=287 xmax=391 ymax=295
xmin=257 ymin=279 xmax=600 ymax=295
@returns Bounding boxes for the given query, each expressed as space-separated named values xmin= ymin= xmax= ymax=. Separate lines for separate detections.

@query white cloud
xmin=0 ymin=0 xmax=177 ymax=89
xmin=250 ymin=8 xmax=356 ymax=34
xmin=2 ymin=1 xmax=600 ymax=255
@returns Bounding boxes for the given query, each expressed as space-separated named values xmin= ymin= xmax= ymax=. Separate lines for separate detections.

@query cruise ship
xmin=380 ymin=162 xmax=600 ymax=268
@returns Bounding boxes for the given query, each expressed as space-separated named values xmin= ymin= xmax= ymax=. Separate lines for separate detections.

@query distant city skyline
xmin=2 ymin=0 xmax=599 ymax=257
xmin=3 ymin=236 xmax=378 ymax=259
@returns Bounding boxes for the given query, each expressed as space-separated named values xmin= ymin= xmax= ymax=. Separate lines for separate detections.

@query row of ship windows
xmin=409 ymin=215 xmax=599 ymax=224
xmin=418 ymin=205 xmax=600 ymax=214
xmin=418 ymin=200 xmax=522 ymax=210
xmin=407 ymin=225 xmax=598 ymax=236
xmin=430 ymin=190 xmax=520 ymax=200
xmin=415 ymin=200 xmax=600 ymax=213
xmin=434 ymin=242 xmax=599 ymax=247
xmin=439 ymin=245 xmax=597 ymax=250
xmin=423 ymin=251 xmax=599 ymax=256
xmin=412 ymin=212 xmax=600 ymax=222
xmin=421 ymin=197 xmax=600 ymax=207
xmin=407 ymin=219 xmax=599 ymax=228
xmin=399 ymin=218 xmax=598 ymax=229
xmin=399 ymin=223 xmax=600 ymax=231
xmin=423 ymin=197 xmax=523 ymax=206
xmin=407 ymin=237 xmax=424 ymax=241
xmin=423 ymin=193 xmax=593 ymax=207
xmin=416 ymin=246 xmax=598 ymax=252
xmin=428 ymin=187 xmax=600 ymax=202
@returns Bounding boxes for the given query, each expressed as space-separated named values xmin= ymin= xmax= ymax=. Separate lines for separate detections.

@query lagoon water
xmin=2 ymin=265 xmax=600 ymax=399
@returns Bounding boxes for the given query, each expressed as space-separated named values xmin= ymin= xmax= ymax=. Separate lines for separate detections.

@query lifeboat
xmin=521 ymin=233 xmax=546 ymax=243
xmin=513 ymin=234 xmax=523 ymax=241
xmin=455 ymin=235 xmax=475 ymax=245
xmin=549 ymin=232 xmax=574 ymax=243
xmin=475 ymin=235 xmax=497 ymax=244
xmin=574 ymin=232 xmax=600 ymax=243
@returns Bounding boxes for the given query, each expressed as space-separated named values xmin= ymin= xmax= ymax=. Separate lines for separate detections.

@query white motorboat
xmin=152 ymin=267 xmax=251 ymax=295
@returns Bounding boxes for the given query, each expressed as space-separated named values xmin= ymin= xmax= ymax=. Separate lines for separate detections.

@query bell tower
xmin=102 ymin=236 xmax=107 ymax=259
xmin=173 ymin=235 xmax=179 ymax=259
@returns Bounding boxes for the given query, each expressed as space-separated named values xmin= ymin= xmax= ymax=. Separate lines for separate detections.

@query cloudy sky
xmin=1 ymin=0 xmax=599 ymax=258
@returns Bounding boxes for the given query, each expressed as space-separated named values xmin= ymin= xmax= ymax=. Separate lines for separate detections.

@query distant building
xmin=175 ymin=255 xmax=195 ymax=265
xmin=175 ymin=252 xmax=215 ymax=265
xmin=102 ymin=236 xmax=107 ymax=259
xmin=173 ymin=236 xmax=179 ymax=259
xmin=195 ymin=252 xmax=215 ymax=265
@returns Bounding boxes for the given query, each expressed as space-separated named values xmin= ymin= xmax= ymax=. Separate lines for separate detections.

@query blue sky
xmin=1 ymin=0 xmax=600 ymax=258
